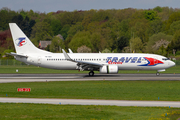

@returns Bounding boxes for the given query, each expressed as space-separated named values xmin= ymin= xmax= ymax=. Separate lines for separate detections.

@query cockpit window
xmin=162 ymin=58 xmax=169 ymax=61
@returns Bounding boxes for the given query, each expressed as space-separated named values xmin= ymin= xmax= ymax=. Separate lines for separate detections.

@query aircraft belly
xmin=118 ymin=63 xmax=165 ymax=70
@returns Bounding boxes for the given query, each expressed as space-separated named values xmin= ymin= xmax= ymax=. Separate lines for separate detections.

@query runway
xmin=0 ymin=97 xmax=180 ymax=107
xmin=0 ymin=74 xmax=180 ymax=107
xmin=0 ymin=73 xmax=179 ymax=83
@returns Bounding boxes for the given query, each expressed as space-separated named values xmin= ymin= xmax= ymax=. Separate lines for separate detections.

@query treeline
xmin=1 ymin=6 xmax=180 ymax=58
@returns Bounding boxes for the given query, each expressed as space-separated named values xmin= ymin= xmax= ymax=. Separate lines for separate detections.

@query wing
xmin=62 ymin=49 xmax=103 ymax=71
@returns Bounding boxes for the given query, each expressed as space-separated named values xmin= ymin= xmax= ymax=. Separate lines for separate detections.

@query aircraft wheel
xmin=89 ymin=71 xmax=94 ymax=76
xmin=156 ymin=72 xmax=160 ymax=76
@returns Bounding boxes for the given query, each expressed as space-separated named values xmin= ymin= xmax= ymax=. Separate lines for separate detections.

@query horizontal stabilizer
xmin=6 ymin=52 xmax=28 ymax=58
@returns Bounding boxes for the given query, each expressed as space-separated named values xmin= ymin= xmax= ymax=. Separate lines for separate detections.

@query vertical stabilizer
xmin=9 ymin=23 xmax=50 ymax=54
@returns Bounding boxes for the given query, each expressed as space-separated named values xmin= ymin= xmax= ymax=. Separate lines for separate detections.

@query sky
xmin=0 ymin=0 xmax=180 ymax=13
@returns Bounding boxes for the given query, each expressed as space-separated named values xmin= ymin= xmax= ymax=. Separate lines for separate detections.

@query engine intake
xmin=100 ymin=65 xmax=118 ymax=74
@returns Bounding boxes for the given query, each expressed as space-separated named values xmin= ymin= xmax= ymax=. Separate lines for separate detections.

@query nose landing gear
xmin=89 ymin=71 xmax=94 ymax=76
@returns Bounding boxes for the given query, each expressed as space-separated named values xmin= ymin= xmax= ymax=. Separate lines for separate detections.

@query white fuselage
xmin=16 ymin=53 xmax=175 ymax=71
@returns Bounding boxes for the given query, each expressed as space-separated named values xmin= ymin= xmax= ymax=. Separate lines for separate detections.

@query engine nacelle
xmin=99 ymin=65 xmax=118 ymax=74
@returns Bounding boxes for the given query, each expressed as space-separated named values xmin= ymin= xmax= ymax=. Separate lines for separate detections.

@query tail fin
xmin=9 ymin=23 xmax=50 ymax=54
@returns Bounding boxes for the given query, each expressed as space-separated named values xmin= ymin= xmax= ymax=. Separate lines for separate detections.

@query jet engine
xmin=99 ymin=65 xmax=118 ymax=74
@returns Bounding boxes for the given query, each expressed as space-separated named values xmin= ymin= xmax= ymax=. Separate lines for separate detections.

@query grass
xmin=0 ymin=103 xmax=180 ymax=120
xmin=0 ymin=65 xmax=179 ymax=74
xmin=1 ymin=81 xmax=180 ymax=101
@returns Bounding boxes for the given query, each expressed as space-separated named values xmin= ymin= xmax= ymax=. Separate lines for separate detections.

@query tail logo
xmin=15 ymin=37 xmax=27 ymax=47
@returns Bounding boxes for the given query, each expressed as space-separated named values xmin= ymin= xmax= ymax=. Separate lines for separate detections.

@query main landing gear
xmin=89 ymin=71 xmax=94 ymax=76
xmin=156 ymin=72 xmax=160 ymax=76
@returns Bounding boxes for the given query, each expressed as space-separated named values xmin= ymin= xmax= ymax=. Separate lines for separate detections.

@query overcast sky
xmin=0 ymin=0 xmax=179 ymax=13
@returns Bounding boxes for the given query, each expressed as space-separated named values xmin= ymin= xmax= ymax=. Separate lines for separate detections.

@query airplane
xmin=8 ymin=23 xmax=175 ymax=76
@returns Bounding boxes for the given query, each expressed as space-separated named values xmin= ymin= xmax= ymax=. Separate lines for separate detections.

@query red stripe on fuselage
xmin=144 ymin=57 xmax=164 ymax=66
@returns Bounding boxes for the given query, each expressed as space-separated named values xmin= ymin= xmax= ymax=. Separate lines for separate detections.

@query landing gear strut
xmin=89 ymin=71 xmax=94 ymax=76
xmin=156 ymin=72 xmax=160 ymax=76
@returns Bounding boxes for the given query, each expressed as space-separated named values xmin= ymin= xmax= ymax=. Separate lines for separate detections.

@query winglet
xmin=62 ymin=49 xmax=74 ymax=61
xmin=68 ymin=48 xmax=73 ymax=53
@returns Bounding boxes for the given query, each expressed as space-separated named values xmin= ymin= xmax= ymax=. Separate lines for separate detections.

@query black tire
xmin=156 ymin=72 xmax=160 ymax=76
xmin=89 ymin=71 xmax=94 ymax=76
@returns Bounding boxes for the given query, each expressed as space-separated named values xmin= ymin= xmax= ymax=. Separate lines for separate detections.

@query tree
xmin=118 ymin=19 xmax=129 ymax=33
xmin=92 ymin=9 xmax=110 ymax=22
xmin=158 ymin=7 xmax=173 ymax=21
xmin=102 ymin=48 xmax=111 ymax=53
xmin=152 ymin=39 xmax=170 ymax=54
xmin=149 ymin=19 xmax=163 ymax=35
xmin=166 ymin=12 xmax=180 ymax=30
xmin=50 ymin=19 xmax=62 ymax=36
xmin=27 ymin=9 xmax=40 ymax=20
xmin=117 ymin=36 xmax=129 ymax=52
xmin=19 ymin=9 xmax=28 ymax=19
xmin=0 ymin=8 xmax=17 ymax=31
xmin=158 ymin=45 xmax=167 ymax=56
xmin=67 ymin=22 xmax=83 ymax=36
xmin=12 ymin=14 xmax=36 ymax=37
xmin=50 ymin=36 xmax=65 ymax=53
xmin=77 ymin=45 xmax=91 ymax=53
xmin=131 ymin=19 xmax=149 ymax=43
xmin=169 ymin=20 xmax=180 ymax=35
xmin=2 ymin=49 xmax=14 ymax=59
xmin=147 ymin=32 xmax=173 ymax=53
xmin=87 ymin=21 xmax=99 ymax=33
xmin=115 ymin=8 xmax=136 ymax=22
xmin=91 ymin=32 xmax=101 ymax=52
xmin=31 ymin=21 xmax=53 ymax=46
xmin=118 ymin=19 xmax=131 ymax=39
xmin=60 ymin=24 xmax=70 ymax=40
xmin=82 ymin=14 xmax=93 ymax=30
xmin=99 ymin=27 xmax=113 ymax=49
xmin=0 ymin=30 xmax=14 ymax=56
xmin=68 ymin=31 xmax=92 ymax=52
xmin=130 ymin=37 xmax=143 ymax=53
xmin=153 ymin=6 xmax=162 ymax=13
xmin=144 ymin=10 xmax=159 ymax=21
xmin=171 ymin=30 xmax=180 ymax=51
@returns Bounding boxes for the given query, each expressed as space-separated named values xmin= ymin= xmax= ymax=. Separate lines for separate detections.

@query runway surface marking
xmin=0 ymin=97 xmax=180 ymax=107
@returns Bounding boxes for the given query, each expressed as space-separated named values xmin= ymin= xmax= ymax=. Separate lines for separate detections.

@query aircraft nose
xmin=170 ymin=61 xmax=176 ymax=67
